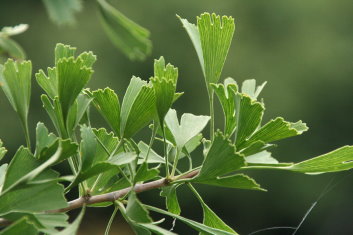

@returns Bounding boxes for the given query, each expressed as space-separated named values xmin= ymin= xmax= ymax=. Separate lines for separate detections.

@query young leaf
xmin=0 ymin=217 xmax=37 ymax=235
xmin=245 ymin=150 xmax=279 ymax=165
xmin=179 ymin=13 xmax=235 ymax=86
xmin=98 ymin=0 xmax=152 ymax=61
xmin=55 ymin=43 xmax=76 ymax=64
xmin=126 ymin=193 xmax=152 ymax=223
xmin=165 ymin=109 xmax=210 ymax=149
xmin=85 ymin=88 xmax=121 ymax=136
xmin=34 ymin=122 xmax=57 ymax=158
xmin=120 ymin=76 xmax=155 ymax=138
xmin=66 ymin=93 xmax=93 ymax=134
xmin=0 ymin=140 xmax=7 ymax=161
xmin=42 ymin=0 xmax=82 ymax=25
xmin=196 ymin=174 xmax=263 ymax=190
xmin=211 ymin=78 xmax=238 ymax=136
xmin=239 ymin=117 xmax=308 ymax=149
xmin=0 ymin=37 xmax=26 ymax=59
xmin=138 ymin=141 xmax=165 ymax=164
xmin=241 ymin=79 xmax=267 ymax=100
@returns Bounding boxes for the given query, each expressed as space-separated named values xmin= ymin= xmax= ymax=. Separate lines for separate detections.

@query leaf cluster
xmin=0 ymin=12 xmax=352 ymax=234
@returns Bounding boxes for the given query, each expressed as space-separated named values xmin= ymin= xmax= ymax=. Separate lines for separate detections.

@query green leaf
xmin=56 ymin=207 xmax=85 ymax=235
xmin=85 ymin=88 xmax=121 ymax=136
xmin=0 ymin=59 xmax=32 ymax=129
xmin=179 ymin=13 xmax=235 ymax=85
xmin=80 ymin=125 xmax=97 ymax=170
xmin=160 ymin=185 xmax=181 ymax=215
xmin=211 ymin=78 xmax=238 ymax=136
xmin=239 ymin=117 xmax=308 ymax=149
xmin=234 ymin=94 xmax=264 ymax=147
xmin=42 ymin=0 xmax=82 ymax=25
xmin=196 ymin=132 xmax=244 ymax=180
xmin=126 ymin=193 xmax=152 ymax=223
xmin=120 ymin=76 xmax=155 ymax=138
xmin=0 ymin=164 xmax=7 ymax=192
xmin=34 ymin=122 xmax=57 ymax=158
xmin=135 ymin=162 xmax=159 ymax=183
xmin=0 ymin=217 xmax=38 ymax=235
xmin=34 ymin=213 xmax=69 ymax=234
xmin=196 ymin=174 xmax=264 ymax=190
xmin=98 ymin=0 xmax=152 ymax=61
xmin=241 ymin=79 xmax=267 ymax=100
xmin=40 ymin=95 xmax=67 ymax=136
xmin=0 ymin=37 xmax=26 ymax=59
xmin=151 ymin=57 xmax=178 ymax=126
xmin=245 ymin=150 xmax=279 ymax=165
xmin=189 ymin=185 xmax=237 ymax=235
xmin=66 ymin=93 xmax=93 ymax=134
xmin=0 ymin=181 xmax=67 ymax=216
xmin=0 ymin=139 xmax=7 ymax=161
xmin=289 ymin=146 xmax=353 ymax=174
xmin=55 ymin=43 xmax=76 ymax=64
xmin=36 ymin=68 xmax=58 ymax=100
xmin=138 ymin=141 xmax=165 ymax=164
xmin=146 ymin=205 xmax=236 ymax=235
xmin=57 ymin=57 xmax=93 ymax=119
xmin=165 ymin=109 xmax=210 ymax=149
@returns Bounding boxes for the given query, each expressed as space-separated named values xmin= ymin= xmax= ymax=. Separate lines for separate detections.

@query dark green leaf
xmin=80 ymin=125 xmax=97 ymax=170
xmin=56 ymin=207 xmax=85 ymax=235
xmin=160 ymin=185 xmax=181 ymax=215
xmin=126 ymin=193 xmax=152 ymax=223
xmin=0 ymin=217 xmax=37 ymax=235
xmin=135 ymin=162 xmax=159 ymax=183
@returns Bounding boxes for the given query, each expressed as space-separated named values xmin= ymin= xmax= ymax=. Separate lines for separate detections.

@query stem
xmin=144 ymin=123 xmax=157 ymax=163
xmin=23 ymin=120 xmax=31 ymax=150
xmin=170 ymin=148 xmax=181 ymax=177
xmin=104 ymin=205 xmax=119 ymax=235
xmin=162 ymin=126 xmax=170 ymax=178
xmin=207 ymin=88 xmax=215 ymax=141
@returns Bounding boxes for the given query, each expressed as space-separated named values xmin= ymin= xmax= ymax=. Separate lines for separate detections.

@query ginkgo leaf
xmin=98 ymin=0 xmax=152 ymax=61
xmin=126 ymin=193 xmax=152 ymax=223
xmin=55 ymin=43 xmax=76 ymax=64
xmin=179 ymin=13 xmax=235 ymax=86
xmin=120 ymin=76 xmax=155 ymax=138
xmin=56 ymin=207 xmax=85 ymax=235
xmin=138 ymin=141 xmax=165 ymax=164
xmin=211 ymin=77 xmax=238 ymax=136
xmin=0 ymin=217 xmax=38 ymax=235
xmin=41 ymin=95 xmax=67 ymax=137
xmin=196 ymin=174 xmax=264 ymax=190
xmin=189 ymin=185 xmax=237 ymax=234
xmin=146 ymin=205 xmax=236 ymax=235
xmin=196 ymin=132 xmax=244 ymax=180
xmin=0 ymin=37 xmax=26 ymax=59
xmin=241 ymin=79 xmax=267 ymax=100
xmin=85 ymin=88 xmax=121 ymax=136
xmin=0 ymin=59 xmax=32 ymax=135
xmin=245 ymin=150 xmax=279 ymax=165
xmin=34 ymin=122 xmax=57 ymax=158
xmin=66 ymin=93 xmax=93 ymax=135
xmin=234 ymin=93 xmax=264 ymax=147
xmin=42 ymin=0 xmax=82 ymax=25
xmin=151 ymin=57 xmax=178 ymax=127
xmin=239 ymin=117 xmax=308 ymax=150
xmin=160 ymin=185 xmax=181 ymax=215
xmin=134 ymin=163 xmax=159 ymax=183
xmin=80 ymin=125 xmax=97 ymax=170
xmin=0 ymin=140 xmax=7 ymax=161
xmin=165 ymin=109 xmax=210 ymax=149
xmin=0 ymin=24 xmax=28 ymax=37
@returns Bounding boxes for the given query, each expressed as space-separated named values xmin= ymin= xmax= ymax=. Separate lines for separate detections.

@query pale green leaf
xmin=138 ymin=141 xmax=165 ymax=164
xmin=0 ymin=139 xmax=7 ymax=161
xmin=245 ymin=150 xmax=279 ymax=165
xmin=0 ymin=24 xmax=28 ymax=36
xmin=34 ymin=213 xmax=69 ymax=234
xmin=241 ymin=79 xmax=267 ymax=100
xmin=42 ymin=0 xmax=82 ymax=25
xmin=135 ymin=162 xmax=159 ymax=182
xmin=196 ymin=174 xmax=264 ymax=190
xmin=55 ymin=43 xmax=76 ymax=64
xmin=0 ymin=217 xmax=37 ymax=235
xmin=56 ymin=207 xmax=85 ymax=235
xmin=165 ymin=109 xmax=210 ymax=149
xmin=120 ymin=76 xmax=155 ymax=138
xmin=66 ymin=93 xmax=93 ymax=134
xmin=137 ymin=223 xmax=177 ymax=235
xmin=41 ymin=95 xmax=66 ymax=136
xmin=0 ymin=59 xmax=32 ymax=127
xmin=35 ymin=67 xmax=58 ymax=99
xmin=85 ymin=88 xmax=121 ymax=136
xmin=98 ymin=0 xmax=151 ymax=61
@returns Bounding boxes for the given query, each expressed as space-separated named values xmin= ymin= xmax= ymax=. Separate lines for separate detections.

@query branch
xmin=0 ymin=169 xmax=199 ymax=227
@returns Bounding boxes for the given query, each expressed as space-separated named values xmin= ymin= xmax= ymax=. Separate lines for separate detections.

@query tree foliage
xmin=0 ymin=12 xmax=352 ymax=234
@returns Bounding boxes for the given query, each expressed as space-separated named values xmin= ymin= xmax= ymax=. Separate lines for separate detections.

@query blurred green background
xmin=1 ymin=0 xmax=353 ymax=234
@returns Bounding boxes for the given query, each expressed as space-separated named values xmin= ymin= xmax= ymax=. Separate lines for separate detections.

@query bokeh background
xmin=1 ymin=0 xmax=353 ymax=234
